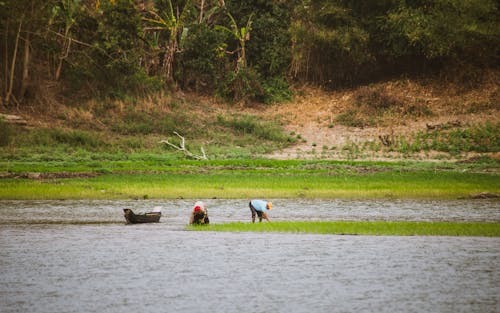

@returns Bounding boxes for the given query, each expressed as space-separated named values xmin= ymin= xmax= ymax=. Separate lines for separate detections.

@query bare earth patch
xmin=248 ymin=79 xmax=499 ymax=161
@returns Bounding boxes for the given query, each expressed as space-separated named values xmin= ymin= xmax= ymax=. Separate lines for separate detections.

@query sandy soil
xmin=248 ymin=82 xmax=499 ymax=160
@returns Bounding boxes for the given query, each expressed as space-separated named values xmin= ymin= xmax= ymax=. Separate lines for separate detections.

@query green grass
xmin=189 ymin=221 xmax=500 ymax=237
xmin=0 ymin=107 xmax=296 ymax=160
xmin=0 ymin=168 xmax=498 ymax=199
xmin=393 ymin=122 xmax=500 ymax=155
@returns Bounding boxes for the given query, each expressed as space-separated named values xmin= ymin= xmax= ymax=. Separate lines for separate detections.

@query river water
xmin=1 ymin=199 xmax=499 ymax=313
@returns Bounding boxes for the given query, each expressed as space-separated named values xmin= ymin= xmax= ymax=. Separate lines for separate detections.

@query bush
xmin=177 ymin=23 xmax=227 ymax=93
xmin=0 ymin=120 xmax=13 ymax=147
xmin=64 ymin=0 xmax=161 ymax=99
xmin=354 ymin=86 xmax=402 ymax=111
xmin=261 ymin=77 xmax=293 ymax=104
xmin=217 ymin=114 xmax=292 ymax=143
xmin=50 ymin=129 xmax=104 ymax=148
xmin=335 ymin=110 xmax=372 ymax=128
xmin=111 ymin=111 xmax=154 ymax=135
xmin=217 ymin=68 xmax=264 ymax=103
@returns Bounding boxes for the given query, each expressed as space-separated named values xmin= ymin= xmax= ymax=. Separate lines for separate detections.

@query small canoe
xmin=123 ymin=208 xmax=161 ymax=224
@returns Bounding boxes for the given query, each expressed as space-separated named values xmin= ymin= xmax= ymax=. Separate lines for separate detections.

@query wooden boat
xmin=123 ymin=208 xmax=161 ymax=224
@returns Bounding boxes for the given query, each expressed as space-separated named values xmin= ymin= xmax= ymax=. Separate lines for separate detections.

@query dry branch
xmin=159 ymin=132 xmax=208 ymax=160
xmin=378 ymin=134 xmax=393 ymax=147
xmin=426 ymin=120 xmax=462 ymax=131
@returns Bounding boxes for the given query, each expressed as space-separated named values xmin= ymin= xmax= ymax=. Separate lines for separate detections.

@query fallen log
xmin=0 ymin=113 xmax=27 ymax=126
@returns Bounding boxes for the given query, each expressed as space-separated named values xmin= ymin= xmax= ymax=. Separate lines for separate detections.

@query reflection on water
xmin=0 ymin=200 xmax=499 ymax=313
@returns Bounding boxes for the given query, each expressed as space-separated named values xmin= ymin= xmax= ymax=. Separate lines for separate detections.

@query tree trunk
xmin=199 ymin=0 xmax=204 ymax=23
xmin=3 ymin=23 xmax=9 ymax=106
xmin=5 ymin=18 xmax=22 ymax=107
xmin=20 ymin=32 xmax=30 ymax=102
xmin=55 ymin=25 xmax=72 ymax=81
xmin=236 ymin=41 xmax=246 ymax=73
xmin=55 ymin=37 xmax=71 ymax=81
xmin=164 ymin=37 xmax=177 ymax=82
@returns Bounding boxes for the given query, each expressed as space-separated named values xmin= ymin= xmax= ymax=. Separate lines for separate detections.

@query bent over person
xmin=249 ymin=199 xmax=272 ymax=223
xmin=189 ymin=201 xmax=209 ymax=225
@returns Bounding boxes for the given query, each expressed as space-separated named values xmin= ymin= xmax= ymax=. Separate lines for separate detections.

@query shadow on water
xmin=0 ymin=199 xmax=499 ymax=313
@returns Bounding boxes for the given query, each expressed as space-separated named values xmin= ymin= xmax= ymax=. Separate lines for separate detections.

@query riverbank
xmin=0 ymin=159 xmax=498 ymax=200
xmin=190 ymin=221 xmax=500 ymax=237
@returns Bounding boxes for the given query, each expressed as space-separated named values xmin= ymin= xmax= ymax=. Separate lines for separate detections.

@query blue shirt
xmin=250 ymin=200 xmax=268 ymax=212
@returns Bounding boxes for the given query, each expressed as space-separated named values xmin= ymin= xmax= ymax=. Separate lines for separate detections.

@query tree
xmin=143 ymin=0 xmax=192 ymax=83
xmin=383 ymin=0 xmax=499 ymax=65
xmin=215 ymin=11 xmax=252 ymax=73
xmin=289 ymin=0 xmax=372 ymax=86
xmin=50 ymin=0 xmax=81 ymax=80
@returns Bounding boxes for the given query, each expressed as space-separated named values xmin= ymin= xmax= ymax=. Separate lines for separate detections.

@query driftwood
xmin=426 ymin=120 xmax=462 ymax=131
xmin=160 ymin=132 xmax=208 ymax=160
xmin=469 ymin=192 xmax=499 ymax=199
xmin=378 ymin=134 xmax=393 ymax=147
xmin=0 ymin=113 xmax=27 ymax=125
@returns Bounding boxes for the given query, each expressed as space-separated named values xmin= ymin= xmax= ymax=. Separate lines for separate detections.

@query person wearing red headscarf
xmin=189 ymin=201 xmax=209 ymax=224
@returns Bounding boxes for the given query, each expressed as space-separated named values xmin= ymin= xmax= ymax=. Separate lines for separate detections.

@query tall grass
xmin=191 ymin=221 xmax=500 ymax=237
xmin=216 ymin=114 xmax=293 ymax=143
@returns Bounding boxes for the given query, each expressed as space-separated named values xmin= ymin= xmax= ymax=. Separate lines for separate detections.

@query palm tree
xmin=216 ymin=11 xmax=253 ymax=73
xmin=143 ymin=0 xmax=192 ymax=83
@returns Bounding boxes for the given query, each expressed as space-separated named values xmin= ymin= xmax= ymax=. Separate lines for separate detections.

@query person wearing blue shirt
xmin=249 ymin=199 xmax=272 ymax=223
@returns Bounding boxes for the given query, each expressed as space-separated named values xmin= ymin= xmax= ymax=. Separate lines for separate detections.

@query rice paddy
xmin=190 ymin=221 xmax=500 ymax=237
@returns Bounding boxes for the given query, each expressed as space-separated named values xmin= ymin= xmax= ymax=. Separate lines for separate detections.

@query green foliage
xmin=261 ymin=77 xmax=293 ymax=104
xmin=290 ymin=0 xmax=498 ymax=86
xmin=23 ymin=128 xmax=105 ymax=149
xmin=177 ymin=23 xmax=227 ymax=92
xmin=64 ymin=0 xmax=161 ymax=99
xmin=52 ymin=129 xmax=104 ymax=148
xmin=217 ymin=67 xmax=264 ymax=102
xmin=212 ymin=0 xmax=292 ymax=102
xmin=290 ymin=0 xmax=373 ymax=85
xmin=391 ymin=123 xmax=500 ymax=155
xmin=225 ymin=0 xmax=291 ymax=78
xmin=194 ymin=221 xmax=500 ymax=237
xmin=216 ymin=114 xmax=292 ymax=143
xmin=111 ymin=111 xmax=154 ymax=135
xmin=384 ymin=0 xmax=499 ymax=64
xmin=0 ymin=120 xmax=13 ymax=147
xmin=0 ymin=0 xmax=497 ymax=107
xmin=109 ymin=109 xmax=197 ymax=136
xmin=431 ymin=123 xmax=500 ymax=154
xmin=1 ymin=165 xmax=498 ymax=199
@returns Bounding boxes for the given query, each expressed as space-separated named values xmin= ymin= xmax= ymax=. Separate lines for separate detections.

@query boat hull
xmin=123 ymin=209 xmax=161 ymax=224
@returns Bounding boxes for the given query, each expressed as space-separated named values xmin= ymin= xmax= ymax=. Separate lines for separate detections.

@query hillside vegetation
xmin=0 ymin=0 xmax=498 ymax=164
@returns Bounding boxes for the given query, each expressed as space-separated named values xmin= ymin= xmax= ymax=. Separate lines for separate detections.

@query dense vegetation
xmin=1 ymin=0 xmax=498 ymax=106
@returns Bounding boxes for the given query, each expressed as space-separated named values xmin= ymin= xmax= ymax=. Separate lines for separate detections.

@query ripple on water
xmin=0 ymin=198 xmax=499 ymax=225
xmin=0 ymin=199 xmax=499 ymax=313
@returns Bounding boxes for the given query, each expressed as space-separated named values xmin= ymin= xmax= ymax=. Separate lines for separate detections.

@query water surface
xmin=1 ymin=198 xmax=499 ymax=226
xmin=0 ymin=199 xmax=499 ymax=313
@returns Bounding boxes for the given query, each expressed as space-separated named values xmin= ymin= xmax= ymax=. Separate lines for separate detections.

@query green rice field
xmin=0 ymin=159 xmax=498 ymax=200
xmin=190 ymin=221 xmax=500 ymax=237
